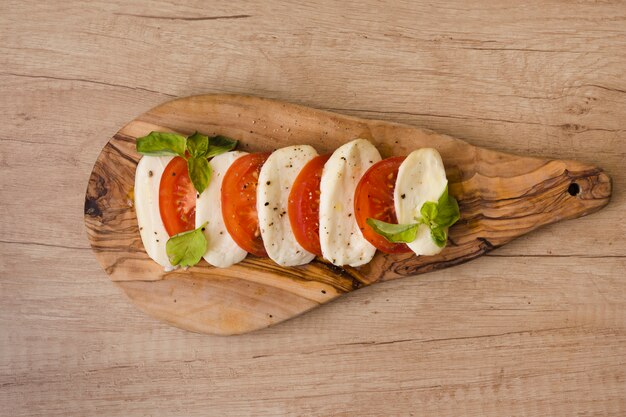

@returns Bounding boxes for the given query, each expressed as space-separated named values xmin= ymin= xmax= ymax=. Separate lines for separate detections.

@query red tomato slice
xmin=221 ymin=152 xmax=270 ymax=257
xmin=354 ymin=156 xmax=412 ymax=254
xmin=288 ymin=154 xmax=331 ymax=256
xmin=159 ymin=156 xmax=196 ymax=237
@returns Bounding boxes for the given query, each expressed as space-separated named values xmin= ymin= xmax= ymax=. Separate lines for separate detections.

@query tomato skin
xmin=159 ymin=156 xmax=196 ymax=237
xmin=287 ymin=154 xmax=330 ymax=256
xmin=221 ymin=152 xmax=270 ymax=257
xmin=354 ymin=156 xmax=412 ymax=254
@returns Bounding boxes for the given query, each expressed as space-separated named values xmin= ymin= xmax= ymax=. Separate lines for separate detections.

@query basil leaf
xmin=435 ymin=195 xmax=460 ymax=228
xmin=366 ymin=218 xmax=419 ymax=243
xmin=434 ymin=185 xmax=460 ymax=228
xmin=136 ymin=132 xmax=186 ymax=157
xmin=205 ymin=135 xmax=238 ymax=158
xmin=186 ymin=132 xmax=209 ymax=158
xmin=187 ymin=156 xmax=212 ymax=194
xmin=368 ymin=183 xmax=460 ymax=249
xmin=166 ymin=223 xmax=208 ymax=267
xmin=420 ymin=201 xmax=438 ymax=223
xmin=430 ymin=226 xmax=447 ymax=248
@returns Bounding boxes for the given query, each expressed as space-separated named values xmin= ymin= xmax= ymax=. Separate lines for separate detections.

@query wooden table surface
xmin=1 ymin=1 xmax=625 ymax=416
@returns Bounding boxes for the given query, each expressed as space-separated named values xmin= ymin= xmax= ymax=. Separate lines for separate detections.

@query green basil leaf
xmin=205 ymin=135 xmax=238 ymax=158
xmin=366 ymin=218 xmax=420 ymax=243
xmin=186 ymin=132 xmax=209 ymax=158
xmin=136 ymin=132 xmax=186 ymax=157
xmin=187 ymin=156 xmax=212 ymax=194
xmin=166 ymin=222 xmax=208 ymax=267
xmin=435 ymin=194 xmax=460 ymax=228
xmin=430 ymin=226 xmax=447 ymax=248
xmin=420 ymin=201 xmax=438 ymax=223
xmin=434 ymin=185 xmax=460 ymax=228
xmin=375 ymin=184 xmax=460 ymax=249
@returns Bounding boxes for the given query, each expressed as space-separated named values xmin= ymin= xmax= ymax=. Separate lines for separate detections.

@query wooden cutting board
xmin=84 ymin=94 xmax=612 ymax=335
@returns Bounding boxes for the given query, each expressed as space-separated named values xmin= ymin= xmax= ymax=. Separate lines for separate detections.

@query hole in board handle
xmin=568 ymin=182 xmax=581 ymax=196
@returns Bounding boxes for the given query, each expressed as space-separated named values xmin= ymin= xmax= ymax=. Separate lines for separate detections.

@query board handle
xmin=453 ymin=158 xmax=612 ymax=249
xmin=518 ymin=159 xmax=610 ymax=226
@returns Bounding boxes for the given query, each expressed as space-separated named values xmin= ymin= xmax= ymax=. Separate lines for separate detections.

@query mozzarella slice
xmin=319 ymin=138 xmax=381 ymax=266
xmin=257 ymin=145 xmax=318 ymax=266
xmin=394 ymin=148 xmax=448 ymax=256
xmin=196 ymin=151 xmax=249 ymax=268
xmin=134 ymin=155 xmax=175 ymax=270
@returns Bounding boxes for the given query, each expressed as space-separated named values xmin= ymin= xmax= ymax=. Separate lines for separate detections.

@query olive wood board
xmin=84 ymin=94 xmax=612 ymax=335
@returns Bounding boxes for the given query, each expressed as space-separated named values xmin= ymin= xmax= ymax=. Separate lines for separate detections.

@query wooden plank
xmin=1 ymin=0 xmax=624 ymax=414
xmin=2 ymin=246 xmax=625 ymax=416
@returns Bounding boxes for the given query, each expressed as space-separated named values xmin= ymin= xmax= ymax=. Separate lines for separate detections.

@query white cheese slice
xmin=319 ymin=138 xmax=381 ymax=266
xmin=196 ymin=151 xmax=249 ymax=268
xmin=394 ymin=148 xmax=448 ymax=256
xmin=134 ymin=155 xmax=175 ymax=270
xmin=256 ymin=145 xmax=318 ymax=266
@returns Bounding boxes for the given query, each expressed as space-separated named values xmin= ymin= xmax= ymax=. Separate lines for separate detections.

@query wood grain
xmin=2 ymin=0 xmax=625 ymax=416
xmin=84 ymin=94 xmax=611 ymax=335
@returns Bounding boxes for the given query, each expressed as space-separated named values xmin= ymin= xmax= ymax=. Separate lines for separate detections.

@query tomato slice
xmin=287 ymin=154 xmax=330 ymax=256
xmin=159 ymin=156 xmax=197 ymax=237
xmin=221 ymin=152 xmax=270 ymax=257
xmin=354 ymin=156 xmax=412 ymax=254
